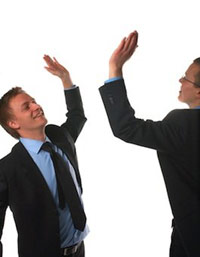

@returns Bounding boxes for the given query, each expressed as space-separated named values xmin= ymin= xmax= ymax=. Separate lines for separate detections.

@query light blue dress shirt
xmin=20 ymin=137 xmax=89 ymax=248
xmin=105 ymin=76 xmax=122 ymax=84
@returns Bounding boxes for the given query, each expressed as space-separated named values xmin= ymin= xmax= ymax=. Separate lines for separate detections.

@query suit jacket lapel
xmin=12 ymin=142 xmax=56 ymax=206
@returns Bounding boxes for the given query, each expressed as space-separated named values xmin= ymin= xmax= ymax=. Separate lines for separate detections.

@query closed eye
xmin=21 ymin=98 xmax=36 ymax=111
xmin=21 ymin=102 xmax=30 ymax=111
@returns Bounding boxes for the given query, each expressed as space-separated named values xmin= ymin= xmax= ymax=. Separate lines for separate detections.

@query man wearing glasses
xmin=99 ymin=31 xmax=200 ymax=257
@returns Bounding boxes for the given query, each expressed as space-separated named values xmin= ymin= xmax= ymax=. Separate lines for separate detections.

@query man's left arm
xmin=0 ymin=164 xmax=8 ymax=257
xmin=43 ymin=55 xmax=87 ymax=142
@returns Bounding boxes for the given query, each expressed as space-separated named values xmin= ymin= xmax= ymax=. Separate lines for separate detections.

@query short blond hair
xmin=0 ymin=87 xmax=26 ymax=139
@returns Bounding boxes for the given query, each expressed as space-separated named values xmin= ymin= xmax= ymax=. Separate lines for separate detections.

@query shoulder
xmin=0 ymin=153 xmax=12 ymax=167
xmin=164 ymin=109 xmax=199 ymax=122
xmin=45 ymin=124 xmax=71 ymax=139
xmin=0 ymin=143 xmax=20 ymax=174
xmin=45 ymin=124 xmax=76 ymax=156
xmin=45 ymin=124 xmax=75 ymax=148
xmin=0 ymin=142 xmax=20 ymax=163
xmin=163 ymin=109 xmax=200 ymax=141
xmin=163 ymin=109 xmax=190 ymax=121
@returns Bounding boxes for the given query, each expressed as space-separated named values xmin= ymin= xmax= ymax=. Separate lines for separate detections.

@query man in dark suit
xmin=0 ymin=55 xmax=88 ymax=257
xmin=99 ymin=31 xmax=200 ymax=257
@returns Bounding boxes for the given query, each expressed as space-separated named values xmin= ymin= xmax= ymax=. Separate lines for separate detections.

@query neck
xmin=19 ymin=128 xmax=46 ymax=141
xmin=188 ymin=102 xmax=200 ymax=109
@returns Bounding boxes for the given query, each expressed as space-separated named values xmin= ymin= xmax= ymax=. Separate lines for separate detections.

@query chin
xmin=178 ymin=95 xmax=182 ymax=102
xmin=41 ymin=114 xmax=47 ymax=122
xmin=43 ymin=118 xmax=48 ymax=125
xmin=178 ymin=94 xmax=184 ymax=103
xmin=38 ymin=118 xmax=48 ymax=128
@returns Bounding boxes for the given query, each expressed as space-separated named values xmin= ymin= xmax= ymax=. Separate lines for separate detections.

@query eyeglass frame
xmin=181 ymin=76 xmax=200 ymax=88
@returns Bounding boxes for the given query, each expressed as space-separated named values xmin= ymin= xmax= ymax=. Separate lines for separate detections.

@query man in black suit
xmin=0 ymin=56 xmax=88 ymax=257
xmin=99 ymin=31 xmax=200 ymax=257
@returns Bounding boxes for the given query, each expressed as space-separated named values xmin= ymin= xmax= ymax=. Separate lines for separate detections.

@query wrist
xmin=59 ymin=71 xmax=73 ymax=89
xmin=109 ymin=65 xmax=123 ymax=79
xmin=61 ymin=77 xmax=73 ymax=89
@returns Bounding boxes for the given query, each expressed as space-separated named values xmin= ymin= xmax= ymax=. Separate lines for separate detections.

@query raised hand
xmin=109 ymin=31 xmax=138 ymax=78
xmin=43 ymin=55 xmax=73 ymax=89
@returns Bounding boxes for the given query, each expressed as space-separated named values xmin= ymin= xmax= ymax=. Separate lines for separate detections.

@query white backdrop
xmin=0 ymin=0 xmax=199 ymax=256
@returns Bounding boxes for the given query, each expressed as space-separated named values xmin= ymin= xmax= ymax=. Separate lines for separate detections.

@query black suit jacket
xmin=99 ymin=79 xmax=200 ymax=256
xmin=0 ymin=87 xmax=87 ymax=257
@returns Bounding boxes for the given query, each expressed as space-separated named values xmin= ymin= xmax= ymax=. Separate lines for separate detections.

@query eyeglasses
xmin=181 ymin=76 xmax=200 ymax=87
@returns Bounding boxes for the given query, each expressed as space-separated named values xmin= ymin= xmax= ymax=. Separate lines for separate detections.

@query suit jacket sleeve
xmin=99 ymin=79 xmax=185 ymax=153
xmin=0 ymin=160 xmax=8 ymax=257
xmin=61 ymin=87 xmax=87 ymax=142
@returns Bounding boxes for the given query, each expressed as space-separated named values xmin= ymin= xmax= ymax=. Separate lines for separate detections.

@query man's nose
xmin=179 ymin=77 xmax=184 ymax=83
xmin=30 ymin=102 xmax=41 ymax=110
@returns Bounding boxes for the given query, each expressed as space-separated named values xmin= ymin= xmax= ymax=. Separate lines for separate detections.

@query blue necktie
xmin=41 ymin=142 xmax=86 ymax=231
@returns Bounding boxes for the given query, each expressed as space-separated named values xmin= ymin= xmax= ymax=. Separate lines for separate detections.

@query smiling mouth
xmin=33 ymin=110 xmax=44 ymax=119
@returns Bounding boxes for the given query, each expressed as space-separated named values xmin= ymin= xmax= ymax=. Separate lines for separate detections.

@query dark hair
xmin=0 ymin=87 xmax=26 ymax=139
xmin=193 ymin=58 xmax=200 ymax=87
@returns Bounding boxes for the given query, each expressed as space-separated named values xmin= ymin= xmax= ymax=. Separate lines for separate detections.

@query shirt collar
xmin=20 ymin=136 xmax=51 ymax=154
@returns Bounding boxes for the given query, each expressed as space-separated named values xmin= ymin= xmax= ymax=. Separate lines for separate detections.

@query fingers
xmin=44 ymin=66 xmax=54 ymax=72
xmin=53 ymin=57 xmax=65 ymax=70
xmin=120 ymin=31 xmax=138 ymax=61
xmin=43 ymin=55 xmax=58 ymax=76
xmin=128 ymin=31 xmax=138 ymax=56
xmin=43 ymin=55 xmax=59 ymax=65
xmin=43 ymin=55 xmax=63 ymax=73
xmin=116 ymin=37 xmax=126 ymax=52
xmin=53 ymin=57 xmax=60 ymax=64
xmin=123 ymin=31 xmax=138 ymax=52
xmin=43 ymin=55 xmax=55 ymax=69
xmin=43 ymin=55 xmax=53 ymax=63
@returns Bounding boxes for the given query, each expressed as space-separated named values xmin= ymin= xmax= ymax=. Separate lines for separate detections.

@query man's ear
xmin=7 ymin=120 xmax=20 ymax=130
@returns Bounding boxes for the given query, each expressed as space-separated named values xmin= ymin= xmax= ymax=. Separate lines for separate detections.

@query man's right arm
xmin=99 ymin=31 xmax=184 ymax=152
xmin=99 ymin=78 xmax=184 ymax=152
